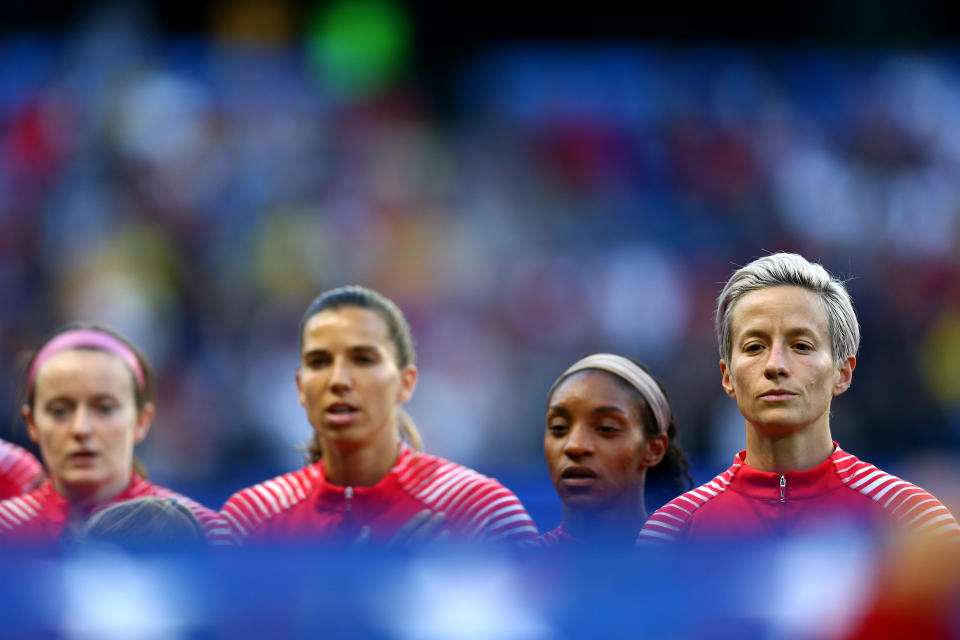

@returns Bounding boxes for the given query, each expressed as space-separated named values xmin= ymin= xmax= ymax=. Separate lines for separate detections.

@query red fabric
xmin=0 ymin=472 xmax=232 ymax=545
xmin=532 ymin=524 xmax=583 ymax=547
xmin=221 ymin=444 xmax=538 ymax=545
xmin=843 ymin=606 xmax=954 ymax=640
xmin=640 ymin=444 xmax=960 ymax=542
xmin=0 ymin=440 xmax=43 ymax=500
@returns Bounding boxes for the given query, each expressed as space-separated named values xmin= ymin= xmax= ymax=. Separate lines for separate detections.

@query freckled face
xmin=24 ymin=349 xmax=152 ymax=502
xmin=720 ymin=286 xmax=854 ymax=435
xmin=544 ymin=370 xmax=654 ymax=510
xmin=297 ymin=307 xmax=416 ymax=453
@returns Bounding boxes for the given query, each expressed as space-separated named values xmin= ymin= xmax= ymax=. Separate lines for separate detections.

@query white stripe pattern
xmin=833 ymin=450 xmax=959 ymax=541
xmin=638 ymin=461 xmax=744 ymax=542
xmin=394 ymin=450 xmax=536 ymax=543
xmin=0 ymin=440 xmax=43 ymax=497
xmin=221 ymin=448 xmax=537 ymax=544
xmin=221 ymin=465 xmax=319 ymax=540
xmin=0 ymin=477 xmax=233 ymax=545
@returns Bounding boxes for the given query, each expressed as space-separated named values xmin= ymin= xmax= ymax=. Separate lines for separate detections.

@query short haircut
xmin=80 ymin=497 xmax=206 ymax=548
xmin=716 ymin=252 xmax=860 ymax=365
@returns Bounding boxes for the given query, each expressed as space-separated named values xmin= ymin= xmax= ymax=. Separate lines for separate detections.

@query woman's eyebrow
xmin=546 ymin=406 xmax=571 ymax=419
xmin=591 ymin=405 xmax=628 ymax=416
xmin=348 ymin=345 xmax=380 ymax=354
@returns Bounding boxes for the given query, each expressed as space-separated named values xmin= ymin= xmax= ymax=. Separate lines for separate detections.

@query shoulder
xmin=220 ymin=463 xmax=322 ymax=542
xmin=832 ymin=451 xmax=960 ymax=540
xmin=0 ymin=440 xmax=43 ymax=496
xmin=396 ymin=451 xmax=538 ymax=543
xmin=526 ymin=525 xmax=579 ymax=548
xmin=639 ymin=462 xmax=741 ymax=543
xmin=0 ymin=487 xmax=49 ymax=535
xmin=134 ymin=480 xmax=237 ymax=545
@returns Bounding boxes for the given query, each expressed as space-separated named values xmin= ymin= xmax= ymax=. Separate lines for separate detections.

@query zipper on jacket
xmin=345 ymin=486 xmax=354 ymax=512
xmin=779 ymin=475 xmax=786 ymax=503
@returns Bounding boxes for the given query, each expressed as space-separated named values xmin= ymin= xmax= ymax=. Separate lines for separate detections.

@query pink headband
xmin=27 ymin=329 xmax=146 ymax=393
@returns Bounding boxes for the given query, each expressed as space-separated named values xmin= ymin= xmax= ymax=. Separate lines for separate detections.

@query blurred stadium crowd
xmin=1 ymin=2 xmax=959 ymax=517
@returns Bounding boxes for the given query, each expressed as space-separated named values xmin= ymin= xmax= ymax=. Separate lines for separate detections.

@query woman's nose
xmin=563 ymin=425 xmax=594 ymax=458
xmin=328 ymin=358 xmax=353 ymax=391
xmin=70 ymin=407 xmax=93 ymax=438
xmin=764 ymin=342 xmax=790 ymax=379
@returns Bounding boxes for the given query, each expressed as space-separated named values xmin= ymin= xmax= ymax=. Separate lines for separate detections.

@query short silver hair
xmin=716 ymin=253 xmax=860 ymax=365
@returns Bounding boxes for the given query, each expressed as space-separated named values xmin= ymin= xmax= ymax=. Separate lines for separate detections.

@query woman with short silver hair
xmin=642 ymin=252 xmax=958 ymax=542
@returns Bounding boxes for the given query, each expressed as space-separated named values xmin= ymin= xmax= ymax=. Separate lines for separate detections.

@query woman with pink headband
xmin=0 ymin=323 xmax=232 ymax=545
xmin=536 ymin=353 xmax=692 ymax=547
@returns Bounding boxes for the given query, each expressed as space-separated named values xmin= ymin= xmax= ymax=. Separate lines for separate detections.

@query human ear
xmin=22 ymin=405 xmax=38 ymax=445
xmin=719 ymin=360 xmax=736 ymax=398
xmin=642 ymin=433 xmax=668 ymax=468
xmin=832 ymin=356 xmax=856 ymax=396
xmin=397 ymin=365 xmax=418 ymax=404
xmin=133 ymin=402 xmax=155 ymax=445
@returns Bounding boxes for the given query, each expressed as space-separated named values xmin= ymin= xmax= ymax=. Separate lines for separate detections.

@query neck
xmin=561 ymin=488 xmax=647 ymax=546
xmin=322 ymin=432 xmax=400 ymax=487
xmin=54 ymin=473 xmax=132 ymax=524
xmin=743 ymin=419 xmax=834 ymax=473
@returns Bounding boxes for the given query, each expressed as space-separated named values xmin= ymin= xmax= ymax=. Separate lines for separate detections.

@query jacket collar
xmin=37 ymin=471 xmax=150 ymax=525
xmin=312 ymin=442 xmax=412 ymax=513
xmin=729 ymin=443 xmax=848 ymax=500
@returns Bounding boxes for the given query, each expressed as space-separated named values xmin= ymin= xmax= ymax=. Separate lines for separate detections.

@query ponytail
xmin=397 ymin=407 xmax=424 ymax=452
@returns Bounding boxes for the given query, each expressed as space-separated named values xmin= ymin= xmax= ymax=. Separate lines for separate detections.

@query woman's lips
xmin=760 ymin=390 xmax=797 ymax=401
xmin=325 ymin=403 xmax=359 ymax=427
xmin=67 ymin=451 xmax=98 ymax=467
xmin=560 ymin=467 xmax=598 ymax=487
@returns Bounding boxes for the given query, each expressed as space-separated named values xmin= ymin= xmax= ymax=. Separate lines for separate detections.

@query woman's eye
xmin=48 ymin=406 xmax=70 ymax=419
xmin=744 ymin=343 xmax=763 ymax=353
xmin=547 ymin=423 xmax=567 ymax=435
xmin=596 ymin=425 xmax=620 ymax=435
xmin=794 ymin=342 xmax=812 ymax=352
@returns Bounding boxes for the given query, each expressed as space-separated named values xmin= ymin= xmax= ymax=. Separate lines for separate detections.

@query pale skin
xmin=296 ymin=307 xmax=417 ymax=488
xmin=719 ymin=286 xmax=856 ymax=474
xmin=23 ymin=349 xmax=153 ymax=524
xmin=545 ymin=370 xmax=668 ymax=544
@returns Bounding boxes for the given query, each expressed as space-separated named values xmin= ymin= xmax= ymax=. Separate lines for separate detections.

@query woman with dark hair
xmin=221 ymin=285 xmax=538 ymax=545
xmin=0 ymin=324 xmax=232 ymax=545
xmin=537 ymin=353 xmax=692 ymax=546
xmin=0 ymin=439 xmax=43 ymax=499
xmin=80 ymin=496 xmax=208 ymax=549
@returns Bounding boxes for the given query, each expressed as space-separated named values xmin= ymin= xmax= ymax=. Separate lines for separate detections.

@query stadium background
xmin=2 ymin=0 xmax=960 ymax=534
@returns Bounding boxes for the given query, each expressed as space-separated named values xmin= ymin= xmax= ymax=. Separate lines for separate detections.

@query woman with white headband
xmin=538 ymin=353 xmax=692 ymax=546
xmin=0 ymin=323 xmax=232 ymax=545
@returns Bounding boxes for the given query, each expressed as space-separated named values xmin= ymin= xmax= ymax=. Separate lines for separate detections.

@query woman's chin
xmin=557 ymin=487 xmax=608 ymax=509
xmin=55 ymin=471 xmax=115 ymax=500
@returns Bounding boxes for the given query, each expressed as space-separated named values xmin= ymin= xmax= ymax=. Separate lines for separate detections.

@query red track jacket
xmin=0 ymin=440 xmax=43 ymax=500
xmin=221 ymin=444 xmax=538 ymax=545
xmin=0 ymin=472 xmax=233 ymax=545
xmin=640 ymin=444 xmax=960 ymax=542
